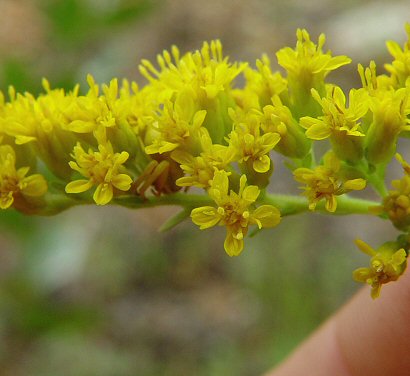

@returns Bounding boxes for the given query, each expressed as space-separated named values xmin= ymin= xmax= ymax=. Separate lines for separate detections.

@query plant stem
xmin=261 ymin=193 xmax=380 ymax=216
xmin=38 ymin=191 xmax=381 ymax=220
xmin=114 ymin=193 xmax=214 ymax=209
xmin=118 ymin=192 xmax=380 ymax=218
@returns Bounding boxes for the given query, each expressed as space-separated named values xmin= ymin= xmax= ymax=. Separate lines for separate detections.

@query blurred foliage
xmin=0 ymin=0 xmax=156 ymax=94
xmin=42 ymin=0 xmax=154 ymax=45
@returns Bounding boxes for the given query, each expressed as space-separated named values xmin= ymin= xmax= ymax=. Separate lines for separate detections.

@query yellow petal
xmin=116 ymin=151 xmax=130 ymax=165
xmin=251 ymin=205 xmax=281 ymax=228
xmin=305 ymin=121 xmax=331 ymax=140
xmin=211 ymin=170 xmax=229 ymax=197
xmin=65 ymin=179 xmax=93 ymax=194
xmin=224 ymin=232 xmax=244 ymax=256
xmin=370 ymin=284 xmax=382 ymax=300
xmin=192 ymin=110 xmax=207 ymax=129
xmin=253 ymin=155 xmax=271 ymax=173
xmin=175 ymin=91 xmax=195 ymax=121
xmin=324 ymin=55 xmax=351 ymax=71
xmin=343 ymin=178 xmax=366 ymax=191
xmin=20 ymin=174 xmax=48 ymax=197
xmin=191 ymin=206 xmax=220 ymax=229
xmin=171 ymin=150 xmax=193 ymax=165
xmin=352 ymin=267 xmax=372 ymax=283
xmin=111 ymin=174 xmax=132 ymax=191
xmin=331 ymin=86 xmax=346 ymax=107
xmin=242 ymin=185 xmax=260 ymax=203
xmin=69 ymin=120 xmax=96 ymax=133
xmin=354 ymin=239 xmax=376 ymax=257
xmin=325 ymin=195 xmax=337 ymax=212
xmin=93 ymin=183 xmax=113 ymax=205
xmin=391 ymin=249 xmax=407 ymax=266
xmin=0 ymin=192 xmax=14 ymax=209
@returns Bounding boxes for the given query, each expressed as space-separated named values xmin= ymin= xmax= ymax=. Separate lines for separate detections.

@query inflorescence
xmin=2 ymin=26 xmax=410 ymax=298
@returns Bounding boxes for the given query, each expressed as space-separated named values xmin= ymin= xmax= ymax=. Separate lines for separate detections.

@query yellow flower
xmin=379 ymin=154 xmax=410 ymax=231
xmin=0 ymin=81 xmax=81 ymax=179
xmin=0 ymin=144 xmax=47 ymax=210
xmin=1 ymin=81 xmax=79 ymax=145
xmin=140 ymin=40 xmax=246 ymax=143
xmin=259 ymin=96 xmax=311 ymax=159
xmin=353 ymin=239 xmax=407 ymax=299
xmin=358 ymin=61 xmax=393 ymax=94
xmin=385 ymin=23 xmax=410 ymax=88
xmin=300 ymin=86 xmax=369 ymax=161
xmin=139 ymin=40 xmax=246 ymax=102
xmin=365 ymin=87 xmax=410 ymax=164
xmin=276 ymin=29 xmax=351 ymax=117
xmin=191 ymin=171 xmax=281 ymax=256
xmin=382 ymin=176 xmax=410 ymax=231
xmin=65 ymin=141 xmax=132 ymax=205
xmin=242 ymin=55 xmax=288 ymax=108
xmin=293 ymin=152 xmax=366 ymax=212
xmin=276 ymin=29 xmax=351 ymax=82
xmin=144 ymin=90 xmax=207 ymax=155
xmin=172 ymin=130 xmax=235 ymax=188
xmin=228 ymin=108 xmax=280 ymax=173
xmin=64 ymin=75 xmax=118 ymax=134
xmin=301 ymin=86 xmax=368 ymax=140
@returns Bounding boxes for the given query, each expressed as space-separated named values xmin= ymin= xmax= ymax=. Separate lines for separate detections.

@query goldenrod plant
xmin=2 ymin=25 xmax=410 ymax=298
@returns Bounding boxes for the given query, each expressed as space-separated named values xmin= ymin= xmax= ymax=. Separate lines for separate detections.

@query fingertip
xmin=335 ymin=268 xmax=410 ymax=376
xmin=266 ymin=269 xmax=410 ymax=376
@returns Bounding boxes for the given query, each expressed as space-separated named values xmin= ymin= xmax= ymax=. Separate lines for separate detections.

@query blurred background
xmin=0 ymin=1 xmax=409 ymax=375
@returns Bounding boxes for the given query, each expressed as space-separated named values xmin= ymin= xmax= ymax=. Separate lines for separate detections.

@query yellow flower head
xmin=144 ymin=90 xmax=207 ymax=155
xmin=242 ymin=55 xmax=288 ymax=108
xmin=385 ymin=23 xmax=410 ymax=88
xmin=358 ymin=61 xmax=393 ymax=95
xmin=191 ymin=171 xmax=281 ymax=256
xmin=365 ymin=87 xmax=410 ymax=164
xmin=140 ymin=40 xmax=246 ymax=144
xmin=172 ymin=130 xmax=235 ymax=189
xmin=228 ymin=108 xmax=280 ymax=173
xmin=301 ymin=85 xmax=369 ymax=161
xmin=259 ymin=96 xmax=311 ymax=159
xmin=0 ymin=83 xmax=77 ymax=145
xmin=379 ymin=154 xmax=410 ymax=231
xmin=0 ymin=144 xmax=47 ymax=210
xmin=276 ymin=29 xmax=351 ymax=87
xmin=139 ymin=40 xmax=246 ymax=102
xmin=300 ymin=86 xmax=368 ymax=140
xmin=293 ymin=152 xmax=366 ymax=212
xmin=353 ymin=239 xmax=407 ymax=299
xmin=65 ymin=140 xmax=132 ymax=205
xmin=64 ymin=75 xmax=119 ymax=134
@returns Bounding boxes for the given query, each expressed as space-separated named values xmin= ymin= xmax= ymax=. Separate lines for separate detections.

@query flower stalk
xmin=2 ymin=26 xmax=410 ymax=297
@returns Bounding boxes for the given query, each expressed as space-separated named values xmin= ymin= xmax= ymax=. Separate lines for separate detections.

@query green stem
xmin=114 ymin=193 xmax=214 ymax=209
xmin=367 ymin=173 xmax=388 ymax=198
xmin=261 ymin=193 xmax=380 ymax=216
xmin=36 ymin=191 xmax=381 ymax=220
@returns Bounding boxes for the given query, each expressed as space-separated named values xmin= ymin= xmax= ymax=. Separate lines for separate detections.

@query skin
xmin=265 ymin=268 xmax=410 ymax=376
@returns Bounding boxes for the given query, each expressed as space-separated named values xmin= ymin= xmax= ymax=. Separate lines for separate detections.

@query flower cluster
xmin=1 ymin=27 xmax=410 ymax=297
